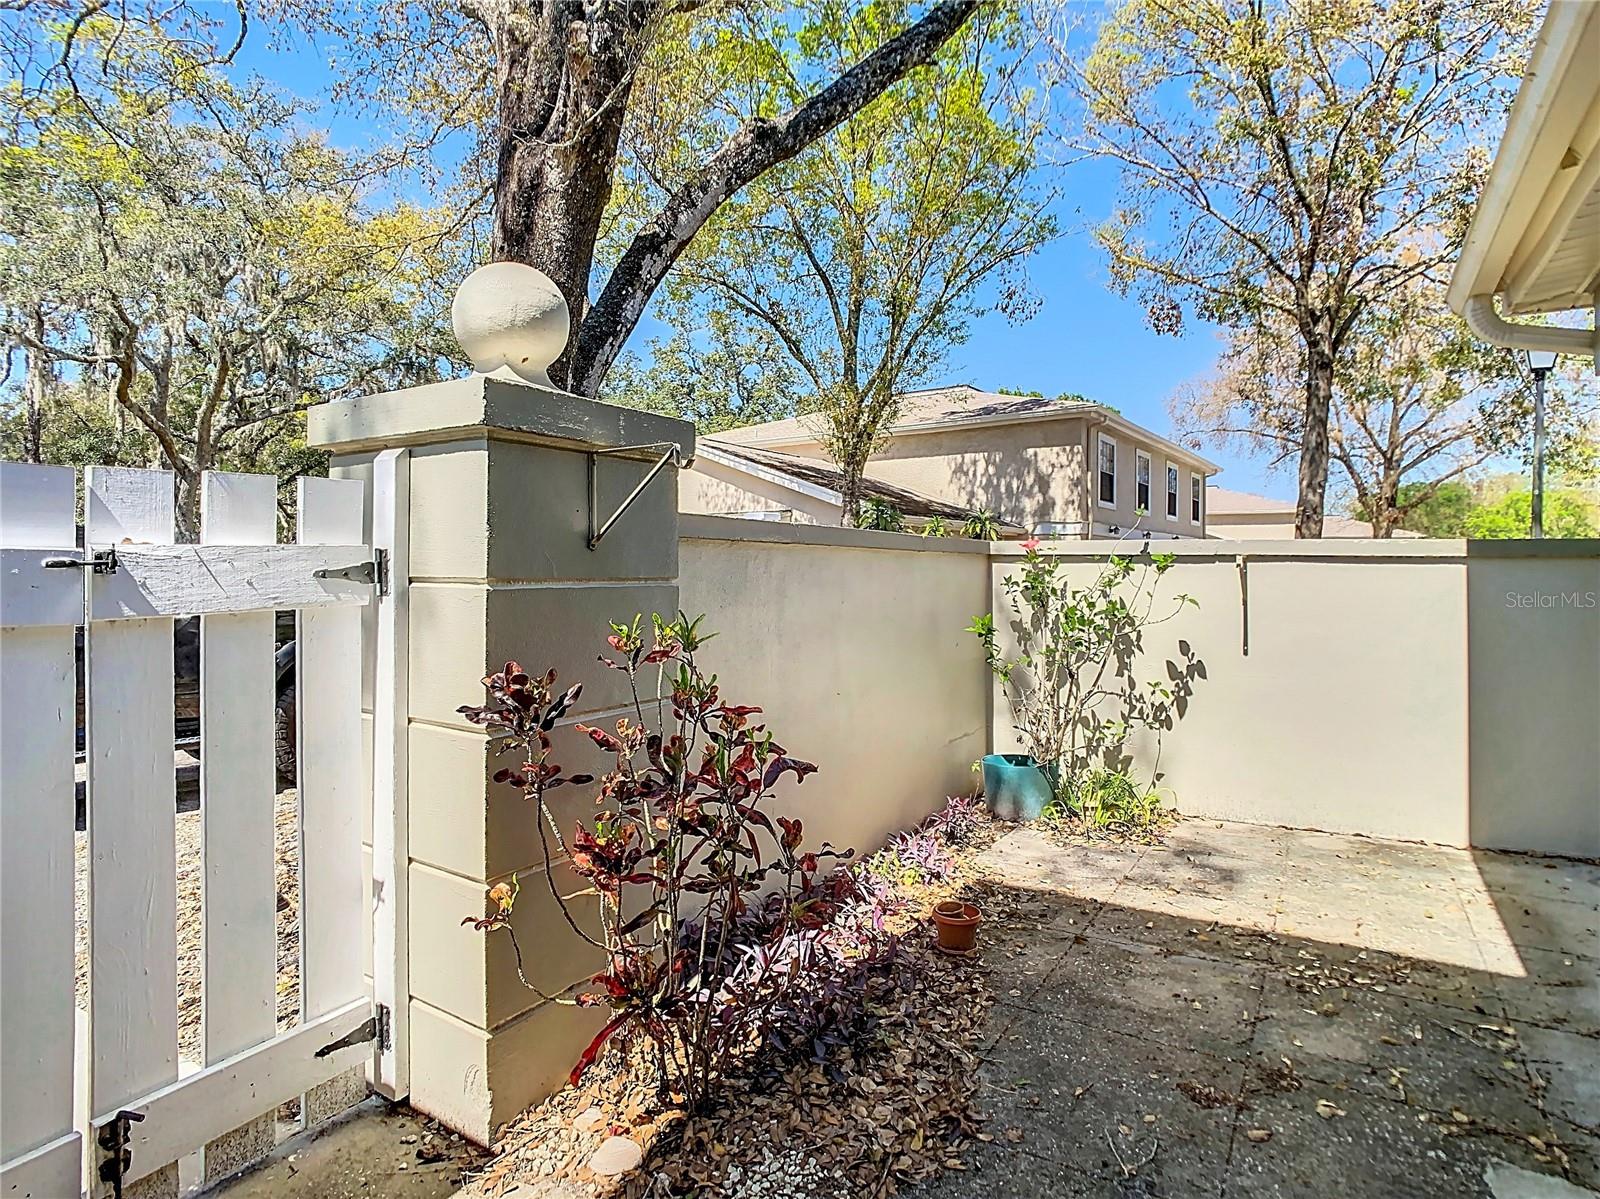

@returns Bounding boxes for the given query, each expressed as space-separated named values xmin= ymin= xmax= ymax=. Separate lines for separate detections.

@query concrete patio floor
xmin=912 ymin=820 xmax=1600 ymax=1199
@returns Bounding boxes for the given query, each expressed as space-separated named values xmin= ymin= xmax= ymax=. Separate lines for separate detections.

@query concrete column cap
xmin=306 ymin=374 xmax=696 ymax=459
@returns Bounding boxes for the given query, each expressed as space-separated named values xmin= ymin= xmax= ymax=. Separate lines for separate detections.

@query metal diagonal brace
xmin=587 ymin=442 xmax=684 ymax=550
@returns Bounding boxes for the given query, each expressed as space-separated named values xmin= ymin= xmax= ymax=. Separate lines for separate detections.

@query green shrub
xmin=857 ymin=499 xmax=904 ymax=531
xmin=960 ymin=509 xmax=1001 ymax=539
xmin=1045 ymin=769 xmax=1166 ymax=830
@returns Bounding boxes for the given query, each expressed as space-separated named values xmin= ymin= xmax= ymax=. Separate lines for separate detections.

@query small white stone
xmin=571 ymin=1106 xmax=606 ymax=1134
xmin=587 ymin=1135 xmax=643 ymax=1176
xmin=451 ymin=261 xmax=570 ymax=387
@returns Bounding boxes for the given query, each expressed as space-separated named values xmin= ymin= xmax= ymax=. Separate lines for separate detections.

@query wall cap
xmin=987 ymin=537 xmax=1600 ymax=563
xmin=307 ymin=375 xmax=695 ymax=459
xmin=680 ymin=513 xmax=995 ymax=554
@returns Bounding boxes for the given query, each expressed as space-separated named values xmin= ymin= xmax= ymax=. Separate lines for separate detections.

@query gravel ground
xmin=73 ymin=787 xmax=304 ymax=1064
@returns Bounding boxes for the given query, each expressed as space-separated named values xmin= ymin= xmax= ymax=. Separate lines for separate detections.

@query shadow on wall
xmin=1095 ymin=638 xmax=1208 ymax=786
xmin=943 ymin=446 xmax=1062 ymax=531
xmin=997 ymin=547 xmax=1210 ymax=790
xmin=1464 ymin=542 xmax=1600 ymax=857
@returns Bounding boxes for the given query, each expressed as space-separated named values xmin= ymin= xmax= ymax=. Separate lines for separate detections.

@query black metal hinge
xmin=313 ymin=547 xmax=390 ymax=596
xmin=315 ymin=1003 xmax=391 ymax=1058
xmin=95 ymin=1108 xmax=145 ymax=1198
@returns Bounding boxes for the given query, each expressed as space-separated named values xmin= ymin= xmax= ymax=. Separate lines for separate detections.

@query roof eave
xmin=1448 ymin=0 xmax=1600 ymax=351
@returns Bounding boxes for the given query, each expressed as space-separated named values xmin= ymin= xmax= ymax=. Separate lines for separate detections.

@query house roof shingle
xmin=715 ymin=384 xmax=1096 ymax=447
xmin=715 ymin=384 xmax=1221 ymax=474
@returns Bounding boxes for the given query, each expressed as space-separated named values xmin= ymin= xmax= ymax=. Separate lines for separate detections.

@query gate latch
xmin=42 ymin=548 xmax=118 ymax=574
xmin=95 ymin=1108 xmax=146 ymax=1198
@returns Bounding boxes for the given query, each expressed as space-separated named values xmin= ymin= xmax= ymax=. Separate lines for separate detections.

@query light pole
xmin=1525 ymin=350 xmax=1558 ymax=538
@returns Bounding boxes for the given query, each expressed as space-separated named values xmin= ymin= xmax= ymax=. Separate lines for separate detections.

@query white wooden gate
xmin=0 ymin=461 xmax=409 ymax=1198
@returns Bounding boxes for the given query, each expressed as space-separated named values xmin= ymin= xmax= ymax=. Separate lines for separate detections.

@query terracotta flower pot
xmin=932 ymin=900 xmax=982 ymax=953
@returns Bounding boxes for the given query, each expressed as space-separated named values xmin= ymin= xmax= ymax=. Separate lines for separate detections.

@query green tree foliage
xmin=1 ymin=13 xmax=462 ymax=532
xmin=1055 ymin=0 xmax=1539 ymax=536
xmin=856 ymin=498 xmax=905 ymax=532
xmin=1465 ymin=491 xmax=1598 ymax=540
xmin=1360 ymin=481 xmax=1476 ymax=537
xmin=279 ymin=0 xmax=981 ymax=397
xmin=601 ymin=320 xmax=804 ymax=434
xmin=634 ymin=2 xmax=1054 ymax=522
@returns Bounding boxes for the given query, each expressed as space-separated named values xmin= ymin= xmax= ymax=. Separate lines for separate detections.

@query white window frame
xmin=1190 ymin=473 xmax=1202 ymax=525
xmin=1097 ymin=432 xmax=1118 ymax=509
xmin=1135 ymin=450 xmax=1152 ymax=515
xmin=1165 ymin=463 xmax=1180 ymax=521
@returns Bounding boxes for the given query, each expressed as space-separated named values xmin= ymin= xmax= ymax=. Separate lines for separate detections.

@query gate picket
xmin=84 ymin=466 xmax=180 ymax=1195
xmin=199 ymin=472 xmax=280 ymax=1177
xmin=0 ymin=462 xmax=83 ymax=1198
xmin=295 ymin=479 xmax=367 ymax=1024
xmin=370 ymin=449 xmax=411 ymax=1098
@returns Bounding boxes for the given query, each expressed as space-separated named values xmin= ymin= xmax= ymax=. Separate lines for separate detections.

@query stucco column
xmin=307 ymin=264 xmax=694 ymax=1142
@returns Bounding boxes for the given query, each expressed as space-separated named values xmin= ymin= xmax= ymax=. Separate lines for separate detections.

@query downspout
xmin=1463 ymin=294 xmax=1598 ymax=370
xmin=1082 ymin=414 xmax=1107 ymax=539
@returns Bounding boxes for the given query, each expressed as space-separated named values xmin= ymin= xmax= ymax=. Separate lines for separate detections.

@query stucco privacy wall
xmin=985 ymin=539 xmax=1600 ymax=856
xmin=678 ymin=516 xmax=992 ymax=856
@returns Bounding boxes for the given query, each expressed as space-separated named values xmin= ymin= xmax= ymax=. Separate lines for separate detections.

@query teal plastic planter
xmin=981 ymin=753 xmax=1055 ymax=822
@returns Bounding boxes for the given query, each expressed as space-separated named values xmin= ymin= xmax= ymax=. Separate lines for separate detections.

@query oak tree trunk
xmin=838 ymin=462 xmax=865 ymax=527
xmin=488 ymin=2 xmax=649 ymax=389
xmin=1295 ymin=329 xmax=1335 ymax=539
xmin=481 ymin=0 xmax=978 ymax=398
xmin=1370 ymin=471 xmax=1401 ymax=538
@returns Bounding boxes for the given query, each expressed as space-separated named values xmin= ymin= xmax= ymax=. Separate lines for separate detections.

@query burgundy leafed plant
xmin=457 ymin=612 xmax=861 ymax=1112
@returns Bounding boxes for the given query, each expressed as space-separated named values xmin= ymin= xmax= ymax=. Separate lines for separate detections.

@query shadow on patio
xmin=908 ymin=820 xmax=1599 ymax=1199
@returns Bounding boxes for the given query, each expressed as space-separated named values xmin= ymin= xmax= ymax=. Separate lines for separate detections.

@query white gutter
xmin=1449 ymin=1 xmax=1598 ymax=368
xmin=1462 ymin=295 xmax=1597 ymax=359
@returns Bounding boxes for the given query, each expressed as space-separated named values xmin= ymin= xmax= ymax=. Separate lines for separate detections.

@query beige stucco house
xmin=1205 ymin=485 xmax=1420 ymax=539
xmin=680 ymin=385 xmax=1221 ymax=538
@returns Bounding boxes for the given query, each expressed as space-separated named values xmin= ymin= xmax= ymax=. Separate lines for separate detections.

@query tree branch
xmin=568 ymin=0 xmax=979 ymax=396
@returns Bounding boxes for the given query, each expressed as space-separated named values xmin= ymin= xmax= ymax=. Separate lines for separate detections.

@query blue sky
xmin=239 ymin=23 xmax=1283 ymax=499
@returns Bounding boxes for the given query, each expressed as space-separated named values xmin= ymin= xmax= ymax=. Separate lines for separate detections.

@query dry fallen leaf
xmin=1246 ymin=1129 xmax=1272 ymax=1143
xmin=1315 ymin=1099 xmax=1347 ymax=1120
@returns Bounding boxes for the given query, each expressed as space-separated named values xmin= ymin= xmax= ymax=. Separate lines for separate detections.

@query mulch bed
xmin=1039 ymin=807 xmax=1182 ymax=847
xmin=465 ymin=815 xmax=1011 ymax=1199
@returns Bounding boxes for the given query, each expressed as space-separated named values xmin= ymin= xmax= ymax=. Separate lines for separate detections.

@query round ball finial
xmin=451 ymin=261 xmax=570 ymax=387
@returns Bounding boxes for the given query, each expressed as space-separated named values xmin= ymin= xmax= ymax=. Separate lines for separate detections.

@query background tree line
xmin=5 ymin=0 xmax=1592 ymax=537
